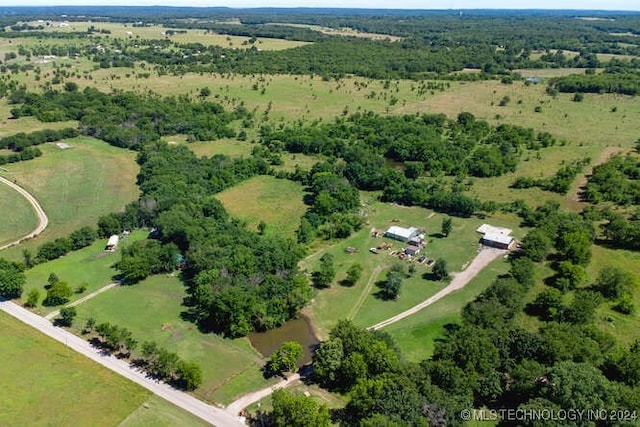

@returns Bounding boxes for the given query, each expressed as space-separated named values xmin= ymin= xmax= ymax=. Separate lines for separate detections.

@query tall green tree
xmin=269 ymin=341 xmax=304 ymax=375
xmin=313 ymin=253 xmax=335 ymax=288
xmin=271 ymin=389 xmax=330 ymax=427
xmin=441 ymin=217 xmax=453 ymax=237
xmin=432 ymin=258 xmax=449 ymax=281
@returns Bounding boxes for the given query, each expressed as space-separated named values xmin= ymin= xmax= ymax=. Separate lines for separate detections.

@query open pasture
xmin=0 ymin=181 xmax=38 ymax=248
xmin=34 ymin=21 xmax=309 ymax=50
xmin=74 ymin=274 xmax=274 ymax=405
xmin=0 ymin=136 xmax=139 ymax=261
xmin=216 ymin=175 xmax=307 ymax=237
xmin=0 ymin=310 xmax=150 ymax=427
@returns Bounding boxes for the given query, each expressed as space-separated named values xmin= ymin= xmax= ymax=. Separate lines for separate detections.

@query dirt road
xmin=368 ymin=247 xmax=507 ymax=330
xmin=225 ymin=373 xmax=301 ymax=416
xmin=0 ymin=175 xmax=49 ymax=250
xmin=45 ymin=282 xmax=120 ymax=320
xmin=347 ymin=265 xmax=383 ymax=320
xmin=0 ymin=298 xmax=243 ymax=427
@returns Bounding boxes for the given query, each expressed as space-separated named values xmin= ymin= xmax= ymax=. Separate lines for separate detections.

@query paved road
xmin=0 ymin=299 xmax=243 ymax=427
xmin=0 ymin=175 xmax=49 ymax=250
xmin=368 ymin=247 xmax=508 ymax=330
xmin=45 ymin=282 xmax=120 ymax=320
xmin=225 ymin=374 xmax=301 ymax=416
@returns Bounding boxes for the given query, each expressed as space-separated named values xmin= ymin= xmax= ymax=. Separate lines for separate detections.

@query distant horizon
xmin=2 ymin=1 xmax=639 ymax=13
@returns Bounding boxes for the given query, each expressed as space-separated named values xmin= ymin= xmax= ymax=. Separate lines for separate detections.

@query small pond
xmin=248 ymin=316 xmax=320 ymax=365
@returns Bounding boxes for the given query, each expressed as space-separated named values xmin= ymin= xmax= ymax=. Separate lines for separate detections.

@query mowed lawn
xmin=0 ymin=311 xmax=150 ymax=426
xmin=0 ymin=136 xmax=139 ymax=261
xmin=306 ymin=199 xmax=524 ymax=338
xmin=73 ymin=275 xmax=274 ymax=405
xmin=21 ymin=230 xmax=148 ymax=315
xmin=217 ymin=175 xmax=307 ymax=237
xmin=0 ymin=180 xmax=38 ymax=247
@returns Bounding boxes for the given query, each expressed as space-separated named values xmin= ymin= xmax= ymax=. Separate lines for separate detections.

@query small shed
xmin=482 ymin=232 xmax=515 ymax=250
xmin=105 ymin=235 xmax=119 ymax=251
xmin=404 ymin=245 xmax=421 ymax=256
xmin=385 ymin=226 xmax=419 ymax=243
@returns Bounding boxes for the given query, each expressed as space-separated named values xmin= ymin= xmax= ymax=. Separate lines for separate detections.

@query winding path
xmin=0 ymin=298 xmax=243 ymax=427
xmin=225 ymin=374 xmax=301 ymax=417
xmin=0 ymin=175 xmax=49 ymax=250
xmin=368 ymin=247 xmax=507 ymax=330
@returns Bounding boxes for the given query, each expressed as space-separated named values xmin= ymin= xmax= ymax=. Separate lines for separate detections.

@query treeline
xmin=0 ymin=127 xmax=79 ymax=151
xmin=549 ymin=69 xmax=640 ymax=95
xmin=512 ymin=158 xmax=589 ymax=194
xmin=0 ymin=147 xmax=42 ymax=165
xmin=85 ymin=320 xmax=202 ymax=390
xmin=8 ymin=87 xmax=241 ymax=150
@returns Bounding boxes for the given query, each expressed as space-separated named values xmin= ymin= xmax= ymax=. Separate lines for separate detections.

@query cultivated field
xmin=0 ymin=136 xmax=139 ymax=261
xmin=216 ymin=175 xmax=308 ymax=237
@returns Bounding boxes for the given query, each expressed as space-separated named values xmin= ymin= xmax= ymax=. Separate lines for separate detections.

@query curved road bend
xmin=0 ymin=176 xmax=49 ymax=250
xmin=368 ymin=247 xmax=508 ymax=330
xmin=0 ymin=299 xmax=243 ymax=427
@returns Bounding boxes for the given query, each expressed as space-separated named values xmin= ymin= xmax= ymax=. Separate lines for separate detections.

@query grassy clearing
xmin=0 ymin=311 xmax=150 ymax=426
xmin=216 ymin=175 xmax=307 ymax=237
xmin=267 ymin=22 xmax=403 ymax=41
xmin=307 ymin=198 xmax=524 ymax=338
xmin=0 ymin=136 xmax=139 ymax=261
xmin=385 ymin=257 xmax=511 ymax=362
xmin=118 ymin=395 xmax=211 ymax=427
xmin=0 ymin=181 xmax=38 ymax=247
xmin=245 ymin=381 xmax=348 ymax=415
xmin=73 ymin=274 xmax=273 ymax=406
xmin=21 ymin=230 xmax=148 ymax=314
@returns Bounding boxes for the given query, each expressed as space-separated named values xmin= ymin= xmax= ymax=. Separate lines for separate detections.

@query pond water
xmin=248 ymin=316 xmax=320 ymax=365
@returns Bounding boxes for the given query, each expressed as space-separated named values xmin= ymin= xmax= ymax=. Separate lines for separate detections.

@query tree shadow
xmin=429 ymin=232 xmax=445 ymax=239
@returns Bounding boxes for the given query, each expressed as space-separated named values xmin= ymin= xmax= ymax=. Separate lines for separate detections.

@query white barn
xmin=105 ymin=235 xmax=119 ymax=251
xmin=385 ymin=226 xmax=419 ymax=243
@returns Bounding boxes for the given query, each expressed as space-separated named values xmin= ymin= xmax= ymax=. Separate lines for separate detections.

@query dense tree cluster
xmin=125 ymin=143 xmax=312 ymax=337
xmin=8 ymin=88 xmax=241 ymax=150
xmin=585 ymin=154 xmax=640 ymax=206
xmin=549 ymin=69 xmax=640 ymax=95
xmin=0 ymin=258 xmax=26 ymax=299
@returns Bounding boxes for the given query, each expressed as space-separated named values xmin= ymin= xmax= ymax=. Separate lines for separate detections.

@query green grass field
xmin=0 ymin=136 xmax=140 ymax=261
xmin=118 ymin=395 xmax=211 ymax=427
xmin=73 ymin=274 xmax=274 ymax=406
xmin=0 ymin=180 xmax=38 ymax=247
xmin=21 ymin=230 xmax=148 ymax=314
xmin=216 ymin=175 xmax=308 ymax=237
xmin=0 ymin=310 xmax=150 ymax=426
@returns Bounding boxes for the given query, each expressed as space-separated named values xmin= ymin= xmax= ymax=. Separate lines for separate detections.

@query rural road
xmin=45 ymin=282 xmax=120 ymax=320
xmin=225 ymin=373 xmax=301 ymax=416
xmin=0 ymin=175 xmax=49 ymax=250
xmin=368 ymin=247 xmax=508 ymax=330
xmin=0 ymin=299 xmax=244 ymax=427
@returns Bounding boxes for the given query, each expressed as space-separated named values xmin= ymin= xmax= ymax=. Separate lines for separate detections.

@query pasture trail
xmin=347 ymin=265 xmax=383 ymax=320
